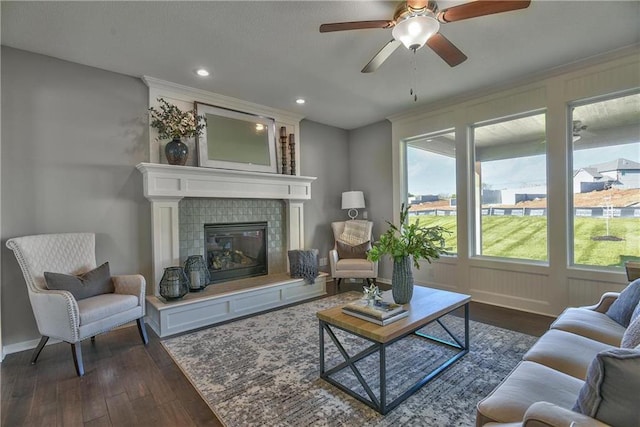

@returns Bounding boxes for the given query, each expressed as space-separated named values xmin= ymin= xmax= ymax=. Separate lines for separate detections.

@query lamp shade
xmin=342 ymin=191 xmax=365 ymax=210
xmin=392 ymin=15 xmax=440 ymax=50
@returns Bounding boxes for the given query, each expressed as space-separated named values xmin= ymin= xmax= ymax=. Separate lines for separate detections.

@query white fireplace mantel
xmin=137 ymin=162 xmax=316 ymax=292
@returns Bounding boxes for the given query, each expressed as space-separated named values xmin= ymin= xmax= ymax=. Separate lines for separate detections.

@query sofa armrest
xmin=522 ymin=402 xmax=610 ymax=427
xmin=29 ymin=289 xmax=80 ymax=343
xmin=582 ymin=292 xmax=620 ymax=313
xmin=112 ymin=274 xmax=146 ymax=313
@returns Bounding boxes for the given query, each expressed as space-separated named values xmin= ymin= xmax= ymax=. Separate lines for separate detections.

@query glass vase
xmin=165 ymin=137 xmax=188 ymax=166
xmin=184 ymin=255 xmax=210 ymax=292
xmin=392 ymin=256 xmax=414 ymax=304
xmin=159 ymin=266 xmax=189 ymax=300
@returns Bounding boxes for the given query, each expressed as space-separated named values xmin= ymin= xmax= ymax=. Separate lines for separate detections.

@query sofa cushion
xmin=550 ymin=307 xmax=625 ymax=346
xmin=77 ymin=293 xmax=139 ymax=325
xmin=523 ymin=329 xmax=615 ymax=380
xmin=476 ymin=361 xmax=584 ymax=424
xmin=573 ymin=348 xmax=640 ymax=427
xmin=605 ymin=278 xmax=640 ymax=327
xmin=336 ymin=240 xmax=369 ymax=259
xmin=45 ymin=262 xmax=114 ymax=300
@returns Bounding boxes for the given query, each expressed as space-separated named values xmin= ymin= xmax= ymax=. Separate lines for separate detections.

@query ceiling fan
xmin=320 ymin=0 xmax=531 ymax=73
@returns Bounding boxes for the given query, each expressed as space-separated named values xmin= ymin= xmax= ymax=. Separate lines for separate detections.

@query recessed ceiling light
xmin=196 ymin=68 xmax=210 ymax=77
xmin=295 ymin=98 xmax=306 ymax=105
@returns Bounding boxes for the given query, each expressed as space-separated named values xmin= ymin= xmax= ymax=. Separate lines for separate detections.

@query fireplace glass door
xmin=204 ymin=222 xmax=268 ymax=283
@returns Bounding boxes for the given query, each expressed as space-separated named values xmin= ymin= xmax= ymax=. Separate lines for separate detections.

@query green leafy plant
xmin=368 ymin=204 xmax=450 ymax=269
xmin=148 ymin=98 xmax=206 ymax=140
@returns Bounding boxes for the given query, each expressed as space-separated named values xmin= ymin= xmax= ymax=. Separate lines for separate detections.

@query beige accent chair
xmin=329 ymin=221 xmax=378 ymax=289
xmin=6 ymin=233 xmax=148 ymax=376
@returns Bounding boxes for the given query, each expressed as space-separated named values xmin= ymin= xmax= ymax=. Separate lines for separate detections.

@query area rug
xmin=162 ymin=292 xmax=537 ymax=426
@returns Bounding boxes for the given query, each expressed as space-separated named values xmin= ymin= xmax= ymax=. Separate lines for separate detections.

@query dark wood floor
xmin=1 ymin=281 xmax=554 ymax=427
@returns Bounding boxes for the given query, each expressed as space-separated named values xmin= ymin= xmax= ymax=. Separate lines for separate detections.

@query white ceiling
xmin=2 ymin=1 xmax=639 ymax=130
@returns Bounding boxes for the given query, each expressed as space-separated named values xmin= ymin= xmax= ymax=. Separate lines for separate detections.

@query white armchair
xmin=6 ymin=233 xmax=148 ymax=376
xmin=329 ymin=221 xmax=378 ymax=289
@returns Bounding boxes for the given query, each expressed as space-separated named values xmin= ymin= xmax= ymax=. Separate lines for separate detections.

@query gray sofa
xmin=476 ymin=290 xmax=640 ymax=427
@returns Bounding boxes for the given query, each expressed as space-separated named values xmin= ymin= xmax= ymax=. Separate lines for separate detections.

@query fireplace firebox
xmin=204 ymin=222 xmax=268 ymax=283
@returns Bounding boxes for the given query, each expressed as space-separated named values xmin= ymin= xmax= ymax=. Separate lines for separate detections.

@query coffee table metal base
xmin=319 ymin=303 xmax=469 ymax=415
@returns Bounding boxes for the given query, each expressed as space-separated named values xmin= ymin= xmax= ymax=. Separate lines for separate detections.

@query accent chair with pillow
xmin=6 ymin=233 xmax=148 ymax=377
xmin=329 ymin=220 xmax=378 ymax=289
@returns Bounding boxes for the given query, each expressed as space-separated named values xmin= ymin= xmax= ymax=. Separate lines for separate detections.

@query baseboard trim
xmin=2 ymin=336 xmax=62 ymax=358
xmin=1 ymin=319 xmax=141 ymax=360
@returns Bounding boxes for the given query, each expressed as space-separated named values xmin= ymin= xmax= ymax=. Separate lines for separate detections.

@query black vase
xmin=165 ymin=137 xmax=188 ymax=166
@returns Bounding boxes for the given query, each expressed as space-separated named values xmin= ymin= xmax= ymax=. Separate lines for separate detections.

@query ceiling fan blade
xmin=438 ymin=0 xmax=531 ymax=23
xmin=361 ymin=39 xmax=402 ymax=73
xmin=426 ymin=33 xmax=467 ymax=67
xmin=319 ymin=20 xmax=394 ymax=33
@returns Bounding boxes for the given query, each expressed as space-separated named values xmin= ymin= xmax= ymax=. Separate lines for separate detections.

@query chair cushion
xmin=77 ymin=293 xmax=139 ymax=325
xmin=523 ymin=329 xmax=615 ymax=379
xmin=336 ymin=258 xmax=375 ymax=271
xmin=45 ymin=262 xmax=114 ymax=300
xmin=477 ymin=361 xmax=584 ymax=424
xmin=573 ymin=348 xmax=640 ymax=427
xmin=605 ymin=278 xmax=640 ymax=327
xmin=339 ymin=220 xmax=370 ymax=245
xmin=336 ymin=240 xmax=369 ymax=259
xmin=550 ymin=307 xmax=625 ymax=346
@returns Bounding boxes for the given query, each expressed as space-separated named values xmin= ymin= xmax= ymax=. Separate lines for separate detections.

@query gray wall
xmin=348 ymin=120 xmax=394 ymax=279
xmin=1 ymin=47 xmax=151 ymax=346
xmin=300 ymin=119 xmax=350 ymax=272
xmin=0 ymin=47 xmax=392 ymax=350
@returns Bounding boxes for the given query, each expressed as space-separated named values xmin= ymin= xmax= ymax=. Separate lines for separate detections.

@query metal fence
xmin=410 ymin=207 xmax=640 ymax=218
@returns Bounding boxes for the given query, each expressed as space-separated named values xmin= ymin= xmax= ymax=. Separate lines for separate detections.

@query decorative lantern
xmin=159 ymin=266 xmax=189 ymax=300
xmin=184 ymin=255 xmax=210 ymax=292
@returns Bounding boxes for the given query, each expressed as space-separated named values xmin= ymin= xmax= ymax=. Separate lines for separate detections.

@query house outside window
xmin=472 ymin=112 xmax=548 ymax=262
xmin=570 ymin=92 xmax=640 ymax=268
xmin=405 ymin=130 xmax=457 ymax=254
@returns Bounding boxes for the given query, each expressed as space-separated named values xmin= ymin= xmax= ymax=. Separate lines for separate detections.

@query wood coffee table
xmin=317 ymin=286 xmax=470 ymax=414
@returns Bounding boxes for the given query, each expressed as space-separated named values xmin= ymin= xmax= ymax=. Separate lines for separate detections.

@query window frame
xmin=402 ymin=128 xmax=458 ymax=257
xmin=470 ymin=108 xmax=550 ymax=265
xmin=566 ymin=88 xmax=640 ymax=272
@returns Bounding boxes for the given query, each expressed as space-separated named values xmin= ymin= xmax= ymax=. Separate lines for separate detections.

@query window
xmin=405 ymin=130 xmax=457 ymax=254
xmin=472 ymin=112 xmax=548 ymax=261
xmin=570 ymin=92 xmax=640 ymax=268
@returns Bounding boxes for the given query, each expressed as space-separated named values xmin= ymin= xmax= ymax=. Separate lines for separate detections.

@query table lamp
xmin=342 ymin=191 xmax=365 ymax=220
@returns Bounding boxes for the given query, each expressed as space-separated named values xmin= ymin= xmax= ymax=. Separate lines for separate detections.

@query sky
xmin=407 ymin=142 xmax=640 ymax=196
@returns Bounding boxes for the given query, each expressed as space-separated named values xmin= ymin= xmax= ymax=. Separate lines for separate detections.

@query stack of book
xmin=342 ymin=300 xmax=409 ymax=326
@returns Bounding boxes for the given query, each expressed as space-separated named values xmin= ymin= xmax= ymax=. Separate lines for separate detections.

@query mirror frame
xmin=195 ymin=102 xmax=277 ymax=173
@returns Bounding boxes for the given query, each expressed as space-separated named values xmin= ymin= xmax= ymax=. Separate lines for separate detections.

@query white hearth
xmin=137 ymin=163 xmax=323 ymax=337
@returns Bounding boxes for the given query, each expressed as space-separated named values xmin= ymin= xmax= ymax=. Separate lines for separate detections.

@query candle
xmin=190 ymin=270 xmax=201 ymax=290
xmin=280 ymin=126 xmax=287 ymax=138
xmin=169 ymin=277 xmax=180 ymax=297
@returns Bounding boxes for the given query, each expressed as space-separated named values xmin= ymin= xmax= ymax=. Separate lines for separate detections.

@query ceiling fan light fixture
xmin=392 ymin=14 xmax=440 ymax=50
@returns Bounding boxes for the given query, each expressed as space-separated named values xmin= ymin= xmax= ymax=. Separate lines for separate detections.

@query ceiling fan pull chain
xmin=411 ymin=48 xmax=418 ymax=102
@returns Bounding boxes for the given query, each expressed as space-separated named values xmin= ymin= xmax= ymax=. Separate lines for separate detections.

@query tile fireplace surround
xmin=137 ymin=163 xmax=326 ymax=337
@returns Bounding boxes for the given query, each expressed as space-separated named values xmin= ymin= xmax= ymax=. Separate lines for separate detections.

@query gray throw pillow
xmin=336 ymin=240 xmax=370 ymax=259
xmin=605 ymin=278 xmax=640 ymax=327
xmin=45 ymin=262 xmax=114 ymax=300
xmin=621 ymin=304 xmax=640 ymax=348
xmin=573 ymin=348 xmax=640 ymax=427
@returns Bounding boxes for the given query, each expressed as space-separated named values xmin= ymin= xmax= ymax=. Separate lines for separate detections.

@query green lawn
xmin=411 ymin=215 xmax=640 ymax=267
